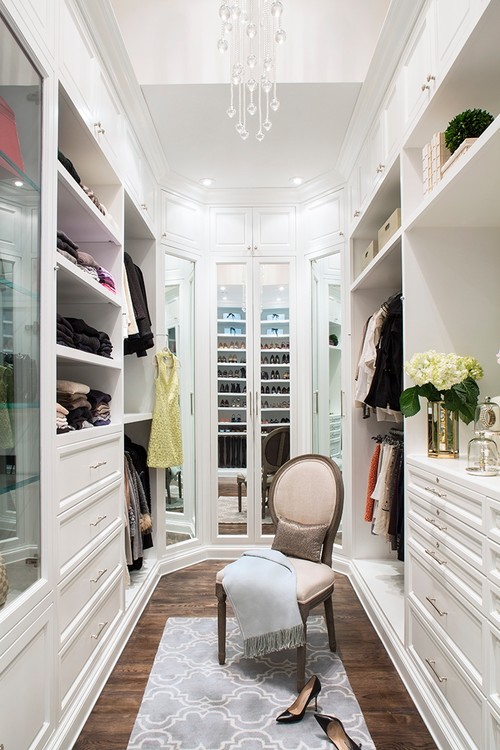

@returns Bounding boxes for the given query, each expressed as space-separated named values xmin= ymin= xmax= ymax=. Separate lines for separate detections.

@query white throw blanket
xmin=223 ymin=549 xmax=305 ymax=657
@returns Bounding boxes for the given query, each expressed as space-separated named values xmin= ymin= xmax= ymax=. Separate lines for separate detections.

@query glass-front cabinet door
xmin=311 ymin=253 xmax=342 ymax=546
xmin=0 ymin=17 xmax=42 ymax=606
xmin=165 ymin=254 xmax=196 ymax=546
xmin=215 ymin=259 xmax=293 ymax=541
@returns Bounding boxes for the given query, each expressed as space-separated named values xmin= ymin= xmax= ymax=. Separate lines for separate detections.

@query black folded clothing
xmin=87 ymin=389 xmax=112 ymax=407
xmin=58 ymin=151 xmax=81 ymax=185
xmin=57 ymin=230 xmax=79 ymax=250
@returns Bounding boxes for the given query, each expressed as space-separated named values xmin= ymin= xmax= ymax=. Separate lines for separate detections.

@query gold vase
xmin=427 ymin=401 xmax=459 ymax=458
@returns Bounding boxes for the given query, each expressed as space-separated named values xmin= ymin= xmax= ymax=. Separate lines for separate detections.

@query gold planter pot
xmin=427 ymin=401 xmax=459 ymax=458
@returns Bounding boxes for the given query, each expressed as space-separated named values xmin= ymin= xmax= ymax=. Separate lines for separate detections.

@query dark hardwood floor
xmin=72 ymin=561 xmax=437 ymax=749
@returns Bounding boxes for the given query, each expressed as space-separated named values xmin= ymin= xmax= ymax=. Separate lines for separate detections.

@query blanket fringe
xmin=244 ymin=623 xmax=305 ymax=658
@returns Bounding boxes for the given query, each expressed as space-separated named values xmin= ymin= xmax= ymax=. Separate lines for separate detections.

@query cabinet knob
xmin=94 ymin=121 xmax=105 ymax=134
xmin=140 ymin=203 xmax=148 ymax=210
xmin=376 ymin=163 xmax=385 ymax=173
xmin=162 ymin=232 xmax=167 ymax=238
xmin=421 ymin=74 xmax=435 ymax=91
xmin=247 ymin=245 xmax=251 ymax=250
xmin=253 ymin=245 xmax=258 ymax=251
xmin=353 ymin=210 xmax=360 ymax=218
xmin=339 ymin=231 xmax=344 ymax=237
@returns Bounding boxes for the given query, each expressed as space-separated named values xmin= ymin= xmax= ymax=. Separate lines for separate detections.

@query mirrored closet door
xmin=165 ymin=254 xmax=196 ymax=546
xmin=0 ymin=17 xmax=42 ymax=605
xmin=311 ymin=253 xmax=343 ymax=547
xmin=215 ymin=258 xmax=293 ymax=540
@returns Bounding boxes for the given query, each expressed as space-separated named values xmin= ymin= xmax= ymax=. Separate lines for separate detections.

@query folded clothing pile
xmin=56 ymin=379 xmax=92 ymax=431
xmin=58 ymin=150 xmax=107 ymax=215
xmin=56 ymin=402 xmax=70 ymax=434
xmin=56 ymin=230 xmax=116 ymax=293
xmin=87 ymin=389 xmax=112 ymax=426
xmin=57 ymin=314 xmax=113 ymax=358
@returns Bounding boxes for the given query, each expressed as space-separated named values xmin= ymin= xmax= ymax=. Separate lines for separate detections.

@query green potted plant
xmin=444 ymin=108 xmax=494 ymax=154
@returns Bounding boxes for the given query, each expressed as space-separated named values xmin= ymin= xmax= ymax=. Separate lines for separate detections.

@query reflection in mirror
xmin=0 ymin=17 xmax=42 ymax=606
xmin=216 ymin=264 xmax=248 ymax=537
xmin=164 ymin=256 xmax=196 ymax=546
xmin=311 ymin=253 xmax=342 ymax=547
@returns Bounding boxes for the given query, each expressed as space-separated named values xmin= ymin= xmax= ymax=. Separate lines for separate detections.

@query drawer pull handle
xmin=90 ymin=460 xmax=108 ymax=469
xmin=425 ymin=516 xmax=447 ymax=532
xmin=424 ymin=548 xmax=447 ymax=565
xmin=424 ymin=486 xmax=447 ymax=499
xmin=90 ymin=568 xmax=108 ymax=583
xmin=91 ymin=621 xmax=109 ymax=640
xmin=425 ymin=596 xmax=447 ymax=617
xmin=425 ymin=658 xmax=447 ymax=683
xmin=90 ymin=514 xmax=107 ymax=527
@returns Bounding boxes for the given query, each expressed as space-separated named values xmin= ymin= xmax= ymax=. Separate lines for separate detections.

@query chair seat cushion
xmin=216 ymin=557 xmax=334 ymax=604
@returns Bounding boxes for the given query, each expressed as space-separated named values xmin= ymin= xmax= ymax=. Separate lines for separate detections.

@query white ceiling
xmin=109 ymin=0 xmax=391 ymax=190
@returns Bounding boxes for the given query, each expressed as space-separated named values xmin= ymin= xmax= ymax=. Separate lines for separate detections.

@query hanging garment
xmin=0 ymin=364 xmax=14 ymax=449
xmin=364 ymin=441 xmax=381 ymax=522
xmin=147 ymin=350 xmax=183 ymax=468
xmin=123 ymin=253 xmax=154 ymax=357
xmin=364 ymin=294 xmax=403 ymax=416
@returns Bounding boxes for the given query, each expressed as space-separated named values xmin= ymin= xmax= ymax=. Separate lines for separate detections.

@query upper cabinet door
xmin=434 ymin=0 xmax=474 ymax=76
xmin=161 ymin=192 xmax=203 ymax=251
xmin=58 ymin=2 xmax=96 ymax=129
xmin=304 ymin=191 xmax=343 ymax=254
xmin=401 ymin=4 xmax=436 ymax=134
xmin=210 ymin=207 xmax=252 ymax=254
xmin=252 ymin=207 xmax=295 ymax=255
xmin=92 ymin=67 xmax=123 ymax=171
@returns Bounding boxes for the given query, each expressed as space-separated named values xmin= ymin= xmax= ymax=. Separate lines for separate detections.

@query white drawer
xmin=407 ymin=465 xmax=484 ymax=532
xmin=58 ymin=526 xmax=123 ymax=643
xmin=57 ymin=431 xmax=122 ymax=505
xmin=408 ymin=519 xmax=485 ymax=609
xmin=59 ymin=572 xmax=123 ymax=709
xmin=486 ymin=497 xmax=500 ymax=545
xmin=408 ymin=605 xmax=484 ymax=749
xmin=57 ymin=478 xmax=122 ymax=576
xmin=408 ymin=548 xmax=484 ymax=687
xmin=409 ymin=489 xmax=485 ymax=573
xmin=487 ymin=538 xmax=500 ymax=588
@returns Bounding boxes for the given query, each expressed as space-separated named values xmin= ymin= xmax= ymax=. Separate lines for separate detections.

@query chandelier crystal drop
xmin=217 ymin=0 xmax=286 ymax=141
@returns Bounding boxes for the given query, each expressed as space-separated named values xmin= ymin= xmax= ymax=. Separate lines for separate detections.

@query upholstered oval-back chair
xmin=216 ymin=453 xmax=344 ymax=691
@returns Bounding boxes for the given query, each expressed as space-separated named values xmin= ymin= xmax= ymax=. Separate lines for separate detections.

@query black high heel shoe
xmin=276 ymin=675 xmax=321 ymax=723
xmin=314 ymin=714 xmax=362 ymax=749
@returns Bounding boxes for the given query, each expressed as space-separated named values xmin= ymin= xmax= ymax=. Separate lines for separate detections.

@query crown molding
xmin=337 ymin=0 xmax=427 ymax=178
xmin=74 ymin=0 xmax=168 ymax=184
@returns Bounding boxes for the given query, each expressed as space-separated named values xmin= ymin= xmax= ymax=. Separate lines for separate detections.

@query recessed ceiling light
xmin=14 ymin=180 xmax=23 ymax=187
xmin=290 ymin=176 xmax=303 ymax=186
xmin=200 ymin=177 xmax=215 ymax=187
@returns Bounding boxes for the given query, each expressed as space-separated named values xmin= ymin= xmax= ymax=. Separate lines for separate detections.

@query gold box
xmin=361 ymin=240 xmax=378 ymax=270
xmin=378 ymin=208 xmax=401 ymax=249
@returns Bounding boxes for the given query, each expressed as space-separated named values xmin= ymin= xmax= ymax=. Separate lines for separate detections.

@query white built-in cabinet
xmin=346 ymin=0 xmax=500 ymax=748
xmin=210 ymin=205 xmax=296 ymax=255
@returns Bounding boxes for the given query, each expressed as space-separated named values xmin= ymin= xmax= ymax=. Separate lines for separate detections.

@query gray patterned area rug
xmin=127 ymin=616 xmax=375 ymax=750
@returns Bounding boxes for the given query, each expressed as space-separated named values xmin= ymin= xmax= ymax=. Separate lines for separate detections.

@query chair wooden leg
xmin=324 ymin=594 xmax=337 ymax=652
xmin=297 ymin=625 xmax=306 ymax=692
xmin=216 ymin=582 xmax=227 ymax=665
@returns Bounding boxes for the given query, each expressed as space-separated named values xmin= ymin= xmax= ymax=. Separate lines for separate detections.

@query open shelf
xmin=56 ymin=253 xmax=121 ymax=306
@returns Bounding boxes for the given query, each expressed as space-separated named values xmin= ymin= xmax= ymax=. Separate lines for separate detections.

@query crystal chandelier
xmin=217 ymin=1 xmax=286 ymax=141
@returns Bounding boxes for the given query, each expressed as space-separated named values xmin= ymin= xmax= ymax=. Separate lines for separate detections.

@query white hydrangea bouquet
xmin=400 ymin=350 xmax=483 ymax=424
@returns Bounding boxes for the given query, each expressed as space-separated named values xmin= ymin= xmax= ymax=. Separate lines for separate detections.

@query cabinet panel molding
xmin=162 ymin=192 xmax=203 ymax=250
xmin=304 ymin=191 xmax=343 ymax=252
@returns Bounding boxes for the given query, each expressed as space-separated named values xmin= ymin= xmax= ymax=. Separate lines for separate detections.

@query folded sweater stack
xmin=56 ymin=230 xmax=116 ymax=294
xmin=58 ymin=150 xmax=107 ymax=215
xmin=57 ymin=314 xmax=113 ymax=358
xmin=56 ymin=379 xmax=92 ymax=431
xmin=56 ymin=402 xmax=70 ymax=434
xmin=87 ymin=388 xmax=112 ymax=426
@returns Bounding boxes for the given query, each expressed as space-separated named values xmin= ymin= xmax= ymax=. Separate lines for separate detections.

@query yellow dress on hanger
xmin=147 ymin=350 xmax=183 ymax=468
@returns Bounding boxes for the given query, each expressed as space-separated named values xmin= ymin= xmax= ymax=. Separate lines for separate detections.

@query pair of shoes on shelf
xmin=276 ymin=676 xmax=362 ymax=749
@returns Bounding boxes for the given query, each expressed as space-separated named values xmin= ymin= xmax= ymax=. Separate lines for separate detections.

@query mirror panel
xmin=165 ymin=255 xmax=196 ymax=545
xmin=0 ymin=17 xmax=42 ymax=605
